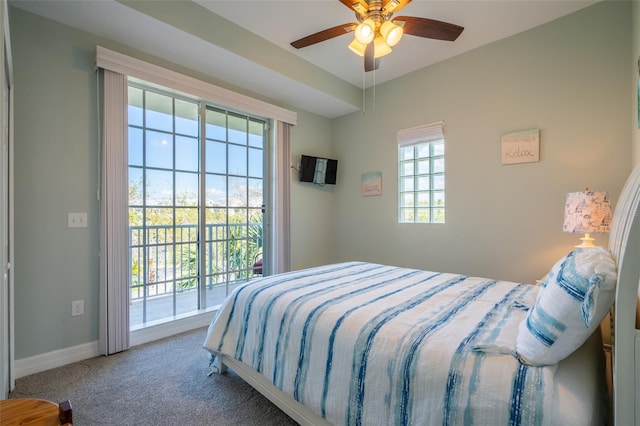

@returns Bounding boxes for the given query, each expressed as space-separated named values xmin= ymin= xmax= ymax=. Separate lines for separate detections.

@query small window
xmin=397 ymin=122 xmax=445 ymax=224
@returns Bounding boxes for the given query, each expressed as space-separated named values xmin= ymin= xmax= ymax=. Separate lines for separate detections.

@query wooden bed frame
xmin=215 ymin=165 xmax=640 ymax=426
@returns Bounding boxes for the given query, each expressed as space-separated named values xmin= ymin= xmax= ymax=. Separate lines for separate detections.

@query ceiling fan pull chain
xmin=362 ymin=65 xmax=366 ymax=116
xmin=372 ymin=68 xmax=376 ymax=110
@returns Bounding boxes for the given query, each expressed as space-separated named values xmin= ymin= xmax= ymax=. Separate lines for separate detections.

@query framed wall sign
xmin=501 ymin=128 xmax=540 ymax=165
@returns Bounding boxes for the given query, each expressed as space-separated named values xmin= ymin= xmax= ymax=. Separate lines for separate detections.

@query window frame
xmin=397 ymin=121 xmax=445 ymax=224
xmin=127 ymin=81 xmax=268 ymax=329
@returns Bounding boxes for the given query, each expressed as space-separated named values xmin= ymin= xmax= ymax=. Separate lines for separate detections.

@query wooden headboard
xmin=609 ymin=165 xmax=640 ymax=425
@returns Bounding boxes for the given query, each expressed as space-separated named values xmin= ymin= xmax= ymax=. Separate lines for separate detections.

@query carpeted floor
xmin=9 ymin=327 xmax=298 ymax=425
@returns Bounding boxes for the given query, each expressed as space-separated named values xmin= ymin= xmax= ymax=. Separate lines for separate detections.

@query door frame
xmin=1 ymin=0 xmax=14 ymax=397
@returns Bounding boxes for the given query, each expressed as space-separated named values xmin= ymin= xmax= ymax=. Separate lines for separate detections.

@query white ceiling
xmin=9 ymin=0 xmax=599 ymax=118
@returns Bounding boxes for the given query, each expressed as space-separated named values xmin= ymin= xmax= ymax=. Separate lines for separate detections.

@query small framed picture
xmin=362 ymin=172 xmax=382 ymax=196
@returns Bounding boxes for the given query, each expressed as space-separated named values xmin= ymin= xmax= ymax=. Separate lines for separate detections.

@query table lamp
xmin=563 ymin=189 xmax=612 ymax=248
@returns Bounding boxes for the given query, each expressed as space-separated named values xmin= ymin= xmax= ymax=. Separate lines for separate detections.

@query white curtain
xmin=271 ymin=121 xmax=292 ymax=274
xmin=98 ymin=69 xmax=129 ymax=355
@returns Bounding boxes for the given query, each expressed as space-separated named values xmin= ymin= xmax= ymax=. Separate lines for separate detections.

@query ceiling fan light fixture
xmin=380 ymin=20 xmax=403 ymax=47
xmin=348 ymin=38 xmax=366 ymax=56
xmin=354 ymin=18 xmax=375 ymax=44
xmin=373 ymin=35 xmax=392 ymax=58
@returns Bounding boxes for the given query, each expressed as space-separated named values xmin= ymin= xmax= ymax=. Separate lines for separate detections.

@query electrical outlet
xmin=71 ymin=300 xmax=84 ymax=316
xmin=68 ymin=212 xmax=87 ymax=228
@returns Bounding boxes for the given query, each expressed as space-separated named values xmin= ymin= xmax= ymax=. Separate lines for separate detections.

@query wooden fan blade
xmin=394 ymin=16 xmax=464 ymax=41
xmin=291 ymin=23 xmax=357 ymax=49
xmin=364 ymin=42 xmax=378 ymax=72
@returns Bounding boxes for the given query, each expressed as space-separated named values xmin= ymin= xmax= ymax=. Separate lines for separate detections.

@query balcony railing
xmin=129 ymin=222 xmax=262 ymax=302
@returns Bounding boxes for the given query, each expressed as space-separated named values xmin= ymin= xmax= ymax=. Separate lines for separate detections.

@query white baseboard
xmin=14 ymin=310 xmax=217 ymax=379
xmin=14 ymin=340 xmax=100 ymax=379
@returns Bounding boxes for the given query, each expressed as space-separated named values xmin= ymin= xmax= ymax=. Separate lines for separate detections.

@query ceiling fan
xmin=291 ymin=0 xmax=464 ymax=72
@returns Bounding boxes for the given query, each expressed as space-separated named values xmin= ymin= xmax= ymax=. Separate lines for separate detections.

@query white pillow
xmin=516 ymin=246 xmax=617 ymax=366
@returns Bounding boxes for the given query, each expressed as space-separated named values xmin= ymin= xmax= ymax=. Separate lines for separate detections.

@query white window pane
xmin=417 ymin=176 xmax=430 ymax=191
xmin=146 ymin=169 xmax=173 ymax=205
xmin=228 ymin=113 xmax=247 ymax=145
xmin=401 ymin=208 xmax=414 ymax=222
xmin=402 ymin=193 xmax=414 ymax=207
xmin=402 ymin=177 xmax=414 ymax=191
xmin=433 ymin=208 xmax=445 ymax=223
xmin=175 ymin=172 xmax=198 ymax=206
xmin=248 ymin=178 xmax=263 ymax=208
xmin=417 ymin=208 xmax=430 ymax=223
xmin=401 ymin=146 xmax=414 ymax=160
xmin=175 ymin=99 xmax=198 ymax=136
xmin=433 ymin=191 xmax=445 ymax=206
xmin=128 ymin=86 xmax=143 ymax=126
xmin=176 ymin=136 xmax=199 ymax=172
xmin=228 ymin=177 xmax=247 ymax=207
xmin=433 ymin=141 xmax=445 ymax=156
xmin=206 ymin=140 xmax=226 ymax=174
xmin=417 ymin=192 xmax=430 ymax=207
xmin=433 ymin=175 xmax=444 ymax=190
xmin=402 ymin=161 xmax=414 ymax=176
xmin=417 ymin=159 xmax=430 ymax=174
xmin=129 ymin=167 xmax=143 ymax=205
xmin=229 ymin=144 xmax=247 ymax=176
xmin=145 ymin=92 xmax=173 ymax=132
xmin=433 ymin=158 xmax=444 ymax=173
xmin=248 ymin=147 xmax=263 ymax=178
xmin=417 ymin=144 xmax=430 ymax=158
xmin=145 ymin=130 xmax=173 ymax=169
xmin=206 ymin=174 xmax=226 ymax=207
xmin=248 ymin=119 xmax=264 ymax=148
xmin=128 ymin=127 xmax=143 ymax=167
xmin=206 ymin=108 xmax=226 ymax=141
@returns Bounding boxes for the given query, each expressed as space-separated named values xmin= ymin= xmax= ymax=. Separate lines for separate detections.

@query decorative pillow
xmin=516 ymin=246 xmax=617 ymax=366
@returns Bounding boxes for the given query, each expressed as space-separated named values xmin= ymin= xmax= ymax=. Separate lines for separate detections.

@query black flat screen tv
xmin=299 ymin=155 xmax=338 ymax=185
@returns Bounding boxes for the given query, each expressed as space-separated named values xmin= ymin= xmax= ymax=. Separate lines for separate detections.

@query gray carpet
xmin=9 ymin=327 xmax=298 ymax=425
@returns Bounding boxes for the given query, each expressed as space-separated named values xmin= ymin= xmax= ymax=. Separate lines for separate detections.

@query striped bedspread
xmin=203 ymin=262 xmax=558 ymax=426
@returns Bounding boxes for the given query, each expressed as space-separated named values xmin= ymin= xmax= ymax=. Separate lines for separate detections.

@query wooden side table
xmin=0 ymin=398 xmax=72 ymax=425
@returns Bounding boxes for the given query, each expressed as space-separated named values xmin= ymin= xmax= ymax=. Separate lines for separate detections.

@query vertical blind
xmin=99 ymin=69 xmax=130 ymax=355
xmin=273 ymin=121 xmax=291 ymax=274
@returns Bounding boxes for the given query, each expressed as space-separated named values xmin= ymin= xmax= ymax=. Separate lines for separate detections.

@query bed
xmin=203 ymin=165 xmax=640 ymax=425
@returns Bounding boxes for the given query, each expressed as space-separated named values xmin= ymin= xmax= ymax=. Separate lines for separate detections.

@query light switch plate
xmin=68 ymin=212 xmax=87 ymax=228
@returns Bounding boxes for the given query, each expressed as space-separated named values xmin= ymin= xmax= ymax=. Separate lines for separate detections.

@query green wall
xmin=9 ymin=7 xmax=334 ymax=359
xmin=331 ymin=1 xmax=632 ymax=284
xmin=8 ymin=1 xmax=637 ymax=362
xmin=11 ymin=9 xmax=100 ymax=360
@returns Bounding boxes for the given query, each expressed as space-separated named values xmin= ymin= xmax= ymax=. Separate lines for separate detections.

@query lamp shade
xmin=348 ymin=38 xmax=366 ymax=56
xmin=373 ymin=35 xmax=392 ymax=58
xmin=354 ymin=19 xmax=375 ymax=45
xmin=563 ymin=191 xmax=612 ymax=247
xmin=380 ymin=20 xmax=403 ymax=47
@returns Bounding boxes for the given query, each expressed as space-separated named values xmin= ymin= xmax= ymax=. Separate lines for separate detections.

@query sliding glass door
xmin=127 ymin=84 xmax=266 ymax=329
